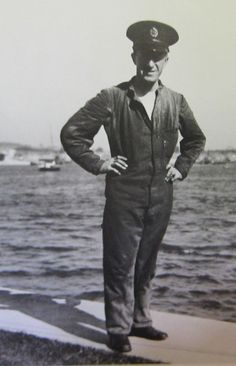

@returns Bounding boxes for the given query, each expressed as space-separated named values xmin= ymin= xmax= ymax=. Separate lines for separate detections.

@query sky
xmin=0 ymin=0 xmax=235 ymax=150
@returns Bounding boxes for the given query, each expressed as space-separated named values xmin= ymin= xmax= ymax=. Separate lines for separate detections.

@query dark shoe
xmin=108 ymin=333 xmax=131 ymax=352
xmin=129 ymin=326 xmax=168 ymax=341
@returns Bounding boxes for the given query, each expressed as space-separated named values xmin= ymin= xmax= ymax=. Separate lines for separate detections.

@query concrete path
xmin=77 ymin=300 xmax=236 ymax=364
xmin=0 ymin=288 xmax=235 ymax=364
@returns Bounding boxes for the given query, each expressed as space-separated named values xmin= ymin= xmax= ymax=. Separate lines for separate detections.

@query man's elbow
xmin=194 ymin=129 xmax=206 ymax=152
xmin=60 ymin=124 xmax=67 ymax=150
xmin=200 ymin=132 xmax=207 ymax=150
xmin=60 ymin=121 xmax=73 ymax=151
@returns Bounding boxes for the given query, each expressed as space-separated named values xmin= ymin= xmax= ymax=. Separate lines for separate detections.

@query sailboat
xmin=38 ymin=158 xmax=61 ymax=171
xmin=38 ymin=125 xmax=61 ymax=171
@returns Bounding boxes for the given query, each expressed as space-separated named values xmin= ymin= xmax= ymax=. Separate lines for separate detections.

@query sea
xmin=0 ymin=162 xmax=235 ymax=322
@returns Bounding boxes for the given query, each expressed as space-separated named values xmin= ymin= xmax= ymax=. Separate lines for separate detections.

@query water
xmin=0 ymin=163 xmax=235 ymax=322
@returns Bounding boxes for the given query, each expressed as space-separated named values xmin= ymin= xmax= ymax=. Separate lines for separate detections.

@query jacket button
xmin=148 ymin=162 xmax=153 ymax=174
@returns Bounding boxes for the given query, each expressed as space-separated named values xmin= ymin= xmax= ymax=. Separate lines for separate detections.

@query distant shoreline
xmin=0 ymin=141 xmax=236 ymax=166
xmin=196 ymin=149 xmax=236 ymax=165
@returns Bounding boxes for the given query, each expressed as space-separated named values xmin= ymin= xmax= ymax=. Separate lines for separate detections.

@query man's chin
xmin=143 ymin=75 xmax=158 ymax=83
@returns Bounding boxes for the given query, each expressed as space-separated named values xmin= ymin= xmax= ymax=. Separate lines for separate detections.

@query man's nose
xmin=147 ymin=58 xmax=155 ymax=67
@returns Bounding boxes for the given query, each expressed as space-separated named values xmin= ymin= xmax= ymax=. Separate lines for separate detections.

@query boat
xmin=0 ymin=150 xmax=30 ymax=166
xmin=38 ymin=159 xmax=61 ymax=172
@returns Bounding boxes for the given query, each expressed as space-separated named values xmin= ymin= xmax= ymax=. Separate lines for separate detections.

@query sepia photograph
xmin=0 ymin=0 xmax=235 ymax=365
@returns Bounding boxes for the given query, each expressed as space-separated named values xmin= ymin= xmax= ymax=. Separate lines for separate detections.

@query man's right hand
xmin=99 ymin=156 xmax=128 ymax=175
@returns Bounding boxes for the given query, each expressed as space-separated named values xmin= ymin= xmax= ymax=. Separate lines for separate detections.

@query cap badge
xmin=150 ymin=27 xmax=158 ymax=38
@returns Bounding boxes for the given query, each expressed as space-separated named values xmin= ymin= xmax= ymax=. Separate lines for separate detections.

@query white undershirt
xmin=139 ymin=92 xmax=156 ymax=120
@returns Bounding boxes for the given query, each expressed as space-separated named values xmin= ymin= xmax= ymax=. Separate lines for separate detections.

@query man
xmin=61 ymin=20 xmax=206 ymax=353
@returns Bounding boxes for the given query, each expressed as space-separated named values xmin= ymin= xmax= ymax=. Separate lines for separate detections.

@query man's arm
xmin=174 ymin=95 xmax=206 ymax=179
xmin=60 ymin=90 xmax=111 ymax=175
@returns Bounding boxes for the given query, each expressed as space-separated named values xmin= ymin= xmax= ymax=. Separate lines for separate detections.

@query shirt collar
xmin=127 ymin=77 xmax=164 ymax=100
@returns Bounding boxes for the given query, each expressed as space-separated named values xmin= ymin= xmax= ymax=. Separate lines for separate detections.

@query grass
xmin=0 ymin=330 xmax=159 ymax=365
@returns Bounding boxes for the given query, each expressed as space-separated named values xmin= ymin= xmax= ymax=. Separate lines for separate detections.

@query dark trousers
xmin=102 ymin=182 xmax=173 ymax=334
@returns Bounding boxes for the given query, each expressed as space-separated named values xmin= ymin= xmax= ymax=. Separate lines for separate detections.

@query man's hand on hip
xmin=99 ymin=156 xmax=128 ymax=175
xmin=165 ymin=165 xmax=183 ymax=182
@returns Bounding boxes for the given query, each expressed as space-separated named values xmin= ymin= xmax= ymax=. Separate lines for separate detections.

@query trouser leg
xmin=102 ymin=202 xmax=143 ymax=334
xmin=102 ymin=182 xmax=173 ymax=333
xmin=133 ymin=185 xmax=173 ymax=327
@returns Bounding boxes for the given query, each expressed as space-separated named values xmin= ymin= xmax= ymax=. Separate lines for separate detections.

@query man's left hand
xmin=165 ymin=166 xmax=183 ymax=182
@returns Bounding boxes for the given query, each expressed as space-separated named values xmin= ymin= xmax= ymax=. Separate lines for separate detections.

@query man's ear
xmin=161 ymin=54 xmax=169 ymax=69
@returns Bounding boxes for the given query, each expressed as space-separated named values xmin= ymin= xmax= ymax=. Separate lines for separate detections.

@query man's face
xmin=132 ymin=49 xmax=169 ymax=83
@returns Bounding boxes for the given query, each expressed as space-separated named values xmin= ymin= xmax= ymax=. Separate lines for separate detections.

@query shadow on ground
xmin=0 ymin=289 xmax=106 ymax=345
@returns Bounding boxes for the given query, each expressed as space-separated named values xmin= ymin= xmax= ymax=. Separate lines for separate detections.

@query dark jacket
xmin=61 ymin=79 xmax=206 ymax=203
